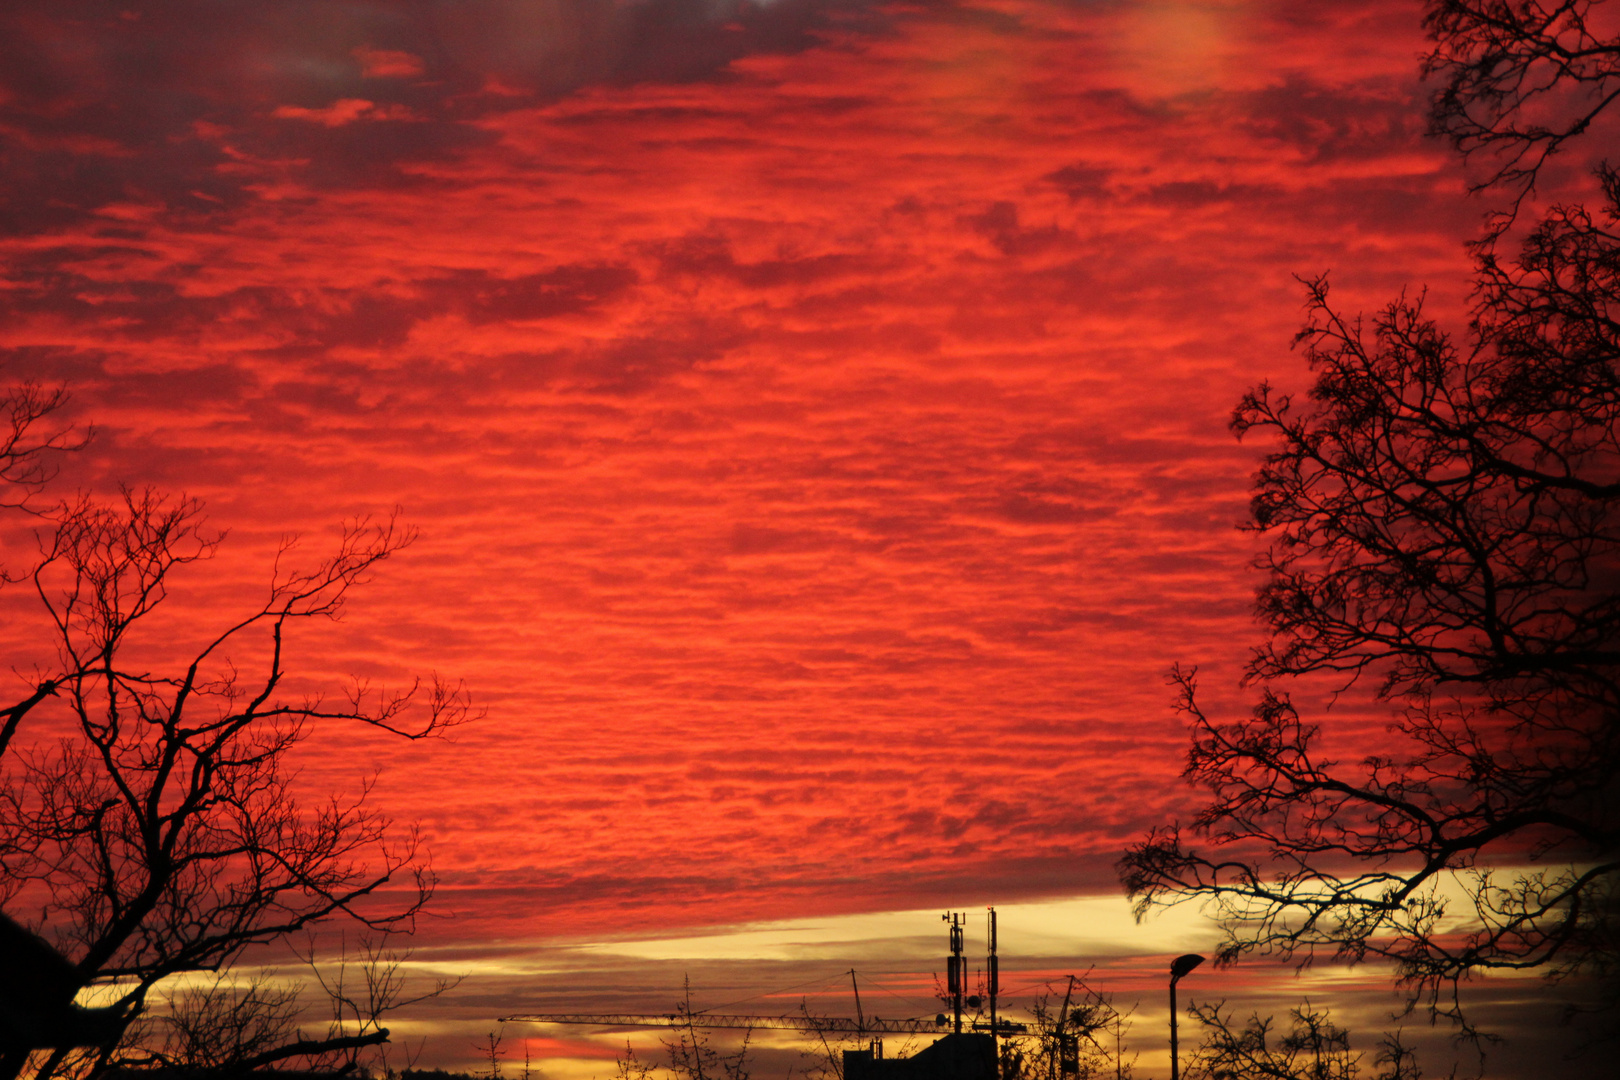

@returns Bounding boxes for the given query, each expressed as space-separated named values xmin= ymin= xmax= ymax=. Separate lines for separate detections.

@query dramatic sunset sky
xmin=1 ymin=1 xmax=1604 ymax=1077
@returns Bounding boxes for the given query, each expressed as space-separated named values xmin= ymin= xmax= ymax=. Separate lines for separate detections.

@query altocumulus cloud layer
xmin=1 ymin=0 xmax=1497 ymax=939
xmin=0 ymin=0 xmax=880 ymax=231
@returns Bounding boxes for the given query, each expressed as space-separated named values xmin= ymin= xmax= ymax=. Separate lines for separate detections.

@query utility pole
xmin=987 ymin=907 xmax=999 ymax=1080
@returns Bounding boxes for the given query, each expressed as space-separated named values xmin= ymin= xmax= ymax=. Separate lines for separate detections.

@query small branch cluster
xmin=1423 ymin=0 xmax=1620 ymax=233
xmin=1186 ymin=1001 xmax=1426 ymax=1080
xmin=1003 ymin=978 xmax=1136 ymax=1080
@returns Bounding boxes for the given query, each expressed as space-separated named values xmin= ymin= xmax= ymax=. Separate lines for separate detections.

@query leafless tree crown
xmin=1120 ymin=0 xmax=1620 ymax=1043
xmin=0 ymin=383 xmax=472 ymax=1080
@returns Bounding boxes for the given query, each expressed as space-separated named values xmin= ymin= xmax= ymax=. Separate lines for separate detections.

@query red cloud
xmin=272 ymin=98 xmax=383 ymax=126
xmin=353 ymin=44 xmax=426 ymax=78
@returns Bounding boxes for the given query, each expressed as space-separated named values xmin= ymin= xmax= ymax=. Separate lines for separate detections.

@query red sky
xmin=1 ymin=1 xmax=1596 ymax=1076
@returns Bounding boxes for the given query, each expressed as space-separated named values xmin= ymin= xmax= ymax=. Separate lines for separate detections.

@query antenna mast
xmin=943 ymin=911 xmax=966 ymax=1034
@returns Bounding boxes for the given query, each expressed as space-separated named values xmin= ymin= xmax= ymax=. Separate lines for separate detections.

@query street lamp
xmin=1168 ymin=954 xmax=1204 ymax=1080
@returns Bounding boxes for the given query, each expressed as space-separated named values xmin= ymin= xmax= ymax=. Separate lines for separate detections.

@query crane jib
xmin=496 ymin=1013 xmax=1026 ymax=1035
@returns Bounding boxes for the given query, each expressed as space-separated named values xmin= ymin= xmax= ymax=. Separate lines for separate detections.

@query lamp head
xmin=1169 ymin=953 xmax=1206 ymax=983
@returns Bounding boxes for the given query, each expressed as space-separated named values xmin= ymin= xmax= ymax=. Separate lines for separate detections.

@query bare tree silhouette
xmin=661 ymin=981 xmax=752 ymax=1080
xmin=1003 ymin=979 xmax=1136 ymax=1080
xmin=1120 ymin=0 xmax=1620 ymax=1044
xmin=1184 ymin=1001 xmax=1423 ymax=1080
xmin=0 ymin=385 xmax=472 ymax=1080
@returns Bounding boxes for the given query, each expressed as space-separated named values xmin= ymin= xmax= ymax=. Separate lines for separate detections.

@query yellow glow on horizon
xmin=568 ymin=894 xmax=1220 ymax=964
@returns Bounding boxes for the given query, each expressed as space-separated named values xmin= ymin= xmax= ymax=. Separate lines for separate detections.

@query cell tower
xmin=943 ymin=910 xmax=966 ymax=1034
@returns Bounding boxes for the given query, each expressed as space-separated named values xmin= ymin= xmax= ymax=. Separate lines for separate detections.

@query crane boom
xmin=498 ymin=1012 xmax=948 ymax=1034
xmin=498 ymin=1013 xmax=1025 ymax=1035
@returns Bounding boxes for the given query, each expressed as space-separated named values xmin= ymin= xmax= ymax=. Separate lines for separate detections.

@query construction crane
xmin=496 ymin=1012 xmax=1027 ymax=1036
xmin=497 ymin=1012 xmax=951 ymax=1034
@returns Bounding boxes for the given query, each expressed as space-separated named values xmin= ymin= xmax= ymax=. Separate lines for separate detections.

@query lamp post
xmin=1168 ymin=954 xmax=1204 ymax=1080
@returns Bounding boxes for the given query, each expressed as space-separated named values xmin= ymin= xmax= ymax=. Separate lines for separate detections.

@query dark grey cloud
xmin=0 ymin=0 xmax=894 ymax=235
